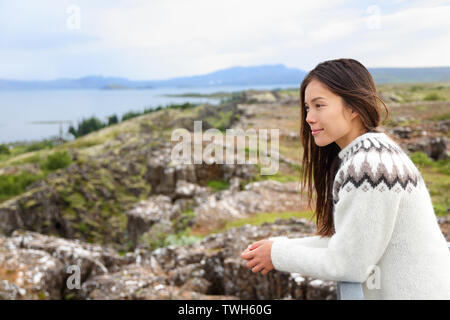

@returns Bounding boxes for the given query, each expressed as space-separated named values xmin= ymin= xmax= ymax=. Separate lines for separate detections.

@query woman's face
xmin=304 ymin=79 xmax=359 ymax=149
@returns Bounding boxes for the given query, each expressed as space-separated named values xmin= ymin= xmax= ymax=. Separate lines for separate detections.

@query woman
xmin=240 ymin=58 xmax=450 ymax=299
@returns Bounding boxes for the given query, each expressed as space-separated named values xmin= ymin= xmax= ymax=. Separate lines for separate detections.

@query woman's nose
xmin=306 ymin=111 xmax=316 ymax=124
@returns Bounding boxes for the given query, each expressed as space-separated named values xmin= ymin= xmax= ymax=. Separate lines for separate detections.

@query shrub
xmin=121 ymin=111 xmax=142 ymax=122
xmin=107 ymin=114 xmax=119 ymax=126
xmin=0 ymin=171 xmax=43 ymax=202
xmin=25 ymin=140 xmax=54 ymax=152
xmin=69 ymin=116 xmax=106 ymax=138
xmin=409 ymin=151 xmax=433 ymax=167
xmin=433 ymin=158 xmax=450 ymax=175
xmin=207 ymin=180 xmax=230 ymax=192
xmin=0 ymin=144 xmax=10 ymax=155
xmin=42 ymin=150 xmax=73 ymax=171
xmin=172 ymin=209 xmax=196 ymax=233
xmin=163 ymin=232 xmax=203 ymax=247
xmin=173 ymin=102 xmax=196 ymax=110
xmin=423 ymin=92 xmax=442 ymax=101
xmin=433 ymin=202 xmax=447 ymax=216
xmin=410 ymin=85 xmax=423 ymax=92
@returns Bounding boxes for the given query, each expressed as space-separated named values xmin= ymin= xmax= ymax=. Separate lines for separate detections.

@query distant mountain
xmin=1 ymin=64 xmax=450 ymax=90
xmin=0 ymin=64 xmax=304 ymax=90
xmin=149 ymin=64 xmax=305 ymax=87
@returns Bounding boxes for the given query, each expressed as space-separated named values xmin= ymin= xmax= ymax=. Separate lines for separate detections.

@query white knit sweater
xmin=270 ymin=131 xmax=450 ymax=299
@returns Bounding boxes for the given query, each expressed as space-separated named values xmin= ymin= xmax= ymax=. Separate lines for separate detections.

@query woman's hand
xmin=240 ymin=239 xmax=274 ymax=276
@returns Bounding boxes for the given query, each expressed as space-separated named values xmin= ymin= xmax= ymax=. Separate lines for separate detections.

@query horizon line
xmin=2 ymin=64 xmax=450 ymax=82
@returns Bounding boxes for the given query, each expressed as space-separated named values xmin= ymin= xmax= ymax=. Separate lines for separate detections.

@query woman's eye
xmin=305 ymin=104 xmax=323 ymax=111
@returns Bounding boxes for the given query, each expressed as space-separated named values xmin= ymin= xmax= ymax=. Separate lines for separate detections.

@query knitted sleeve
xmin=269 ymin=235 xmax=330 ymax=248
xmin=270 ymin=147 xmax=419 ymax=282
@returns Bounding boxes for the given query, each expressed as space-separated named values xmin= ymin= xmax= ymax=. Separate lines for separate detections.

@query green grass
xmin=410 ymin=151 xmax=434 ymax=167
xmin=410 ymin=152 xmax=450 ymax=216
xmin=204 ymin=110 xmax=235 ymax=131
xmin=423 ymin=92 xmax=444 ymax=101
xmin=162 ymin=229 xmax=204 ymax=247
xmin=0 ymin=144 xmax=10 ymax=155
xmin=377 ymin=81 xmax=450 ymax=102
xmin=207 ymin=179 xmax=230 ymax=192
xmin=410 ymin=151 xmax=449 ymax=175
xmin=211 ymin=210 xmax=315 ymax=235
xmin=23 ymin=139 xmax=55 ymax=152
xmin=422 ymin=168 xmax=450 ymax=216
xmin=0 ymin=139 xmax=60 ymax=165
xmin=138 ymin=225 xmax=203 ymax=251
xmin=42 ymin=150 xmax=73 ymax=171
xmin=426 ymin=112 xmax=450 ymax=121
xmin=0 ymin=171 xmax=45 ymax=202
xmin=264 ymin=173 xmax=298 ymax=183
xmin=0 ymin=150 xmax=73 ymax=204
xmin=251 ymin=166 xmax=299 ymax=183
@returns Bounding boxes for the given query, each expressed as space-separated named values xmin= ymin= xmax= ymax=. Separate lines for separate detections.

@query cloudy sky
xmin=1 ymin=0 xmax=450 ymax=81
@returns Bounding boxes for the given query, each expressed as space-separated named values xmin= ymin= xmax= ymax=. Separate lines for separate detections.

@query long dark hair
xmin=299 ymin=58 xmax=389 ymax=237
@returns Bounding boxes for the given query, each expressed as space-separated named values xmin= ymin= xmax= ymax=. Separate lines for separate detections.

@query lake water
xmin=0 ymin=84 xmax=297 ymax=144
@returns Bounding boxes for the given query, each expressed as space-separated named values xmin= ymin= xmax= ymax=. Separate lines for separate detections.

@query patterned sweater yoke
xmin=270 ymin=131 xmax=450 ymax=299
xmin=333 ymin=131 xmax=422 ymax=205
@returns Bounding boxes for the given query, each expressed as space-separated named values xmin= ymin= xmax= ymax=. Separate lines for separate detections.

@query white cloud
xmin=349 ymin=4 xmax=450 ymax=67
xmin=1 ymin=0 xmax=450 ymax=80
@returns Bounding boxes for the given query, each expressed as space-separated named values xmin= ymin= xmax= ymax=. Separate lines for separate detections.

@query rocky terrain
xmin=0 ymin=84 xmax=449 ymax=299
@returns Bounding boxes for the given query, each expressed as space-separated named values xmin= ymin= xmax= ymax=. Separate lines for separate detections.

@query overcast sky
xmin=1 ymin=0 xmax=450 ymax=81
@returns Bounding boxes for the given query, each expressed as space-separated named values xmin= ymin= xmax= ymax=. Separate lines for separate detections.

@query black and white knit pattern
xmin=333 ymin=132 xmax=423 ymax=205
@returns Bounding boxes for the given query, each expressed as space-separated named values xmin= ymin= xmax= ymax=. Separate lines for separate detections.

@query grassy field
xmin=272 ymin=81 xmax=450 ymax=103
xmin=190 ymin=210 xmax=315 ymax=238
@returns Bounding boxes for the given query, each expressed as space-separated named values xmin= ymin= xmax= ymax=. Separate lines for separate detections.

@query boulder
xmin=78 ymin=263 xmax=237 ymax=300
xmin=0 ymin=238 xmax=64 ymax=299
xmin=193 ymin=180 xmax=306 ymax=233
xmin=391 ymin=126 xmax=412 ymax=139
xmin=142 ymin=218 xmax=337 ymax=300
xmin=145 ymin=145 xmax=257 ymax=197
xmin=0 ymin=230 xmax=134 ymax=299
xmin=406 ymin=136 xmax=448 ymax=160
xmin=126 ymin=195 xmax=179 ymax=249
xmin=437 ymin=215 xmax=450 ymax=241
xmin=0 ymin=183 xmax=70 ymax=238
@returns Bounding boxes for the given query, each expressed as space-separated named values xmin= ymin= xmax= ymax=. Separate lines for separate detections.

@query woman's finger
xmin=241 ymin=249 xmax=254 ymax=260
xmin=252 ymin=263 xmax=265 ymax=273
xmin=249 ymin=240 xmax=265 ymax=250
xmin=246 ymin=258 xmax=259 ymax=269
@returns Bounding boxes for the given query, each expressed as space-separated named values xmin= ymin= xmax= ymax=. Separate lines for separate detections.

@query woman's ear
xmin=343 ymin=105 xmax=358 ymax=121
xmin=350 ymin=109 xmax=360 ymax=120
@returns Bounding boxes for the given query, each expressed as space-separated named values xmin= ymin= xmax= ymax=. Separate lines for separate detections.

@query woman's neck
xmin=335 ymin=124 xmax=368 ymax=150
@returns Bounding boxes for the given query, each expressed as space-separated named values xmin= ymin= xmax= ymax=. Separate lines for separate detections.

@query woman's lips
xmin=312 ymin=129 xmax=323 ymax=135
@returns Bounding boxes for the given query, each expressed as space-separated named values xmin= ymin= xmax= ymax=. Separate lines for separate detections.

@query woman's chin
xmin=313 ymin=136 xmax=332 ymax=147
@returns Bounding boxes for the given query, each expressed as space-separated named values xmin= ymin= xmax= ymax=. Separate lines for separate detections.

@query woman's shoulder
xmin=338 ymin=131 xmax=404 ymax=162
xmin=334 ymin=131 xmax=423 ymax=195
